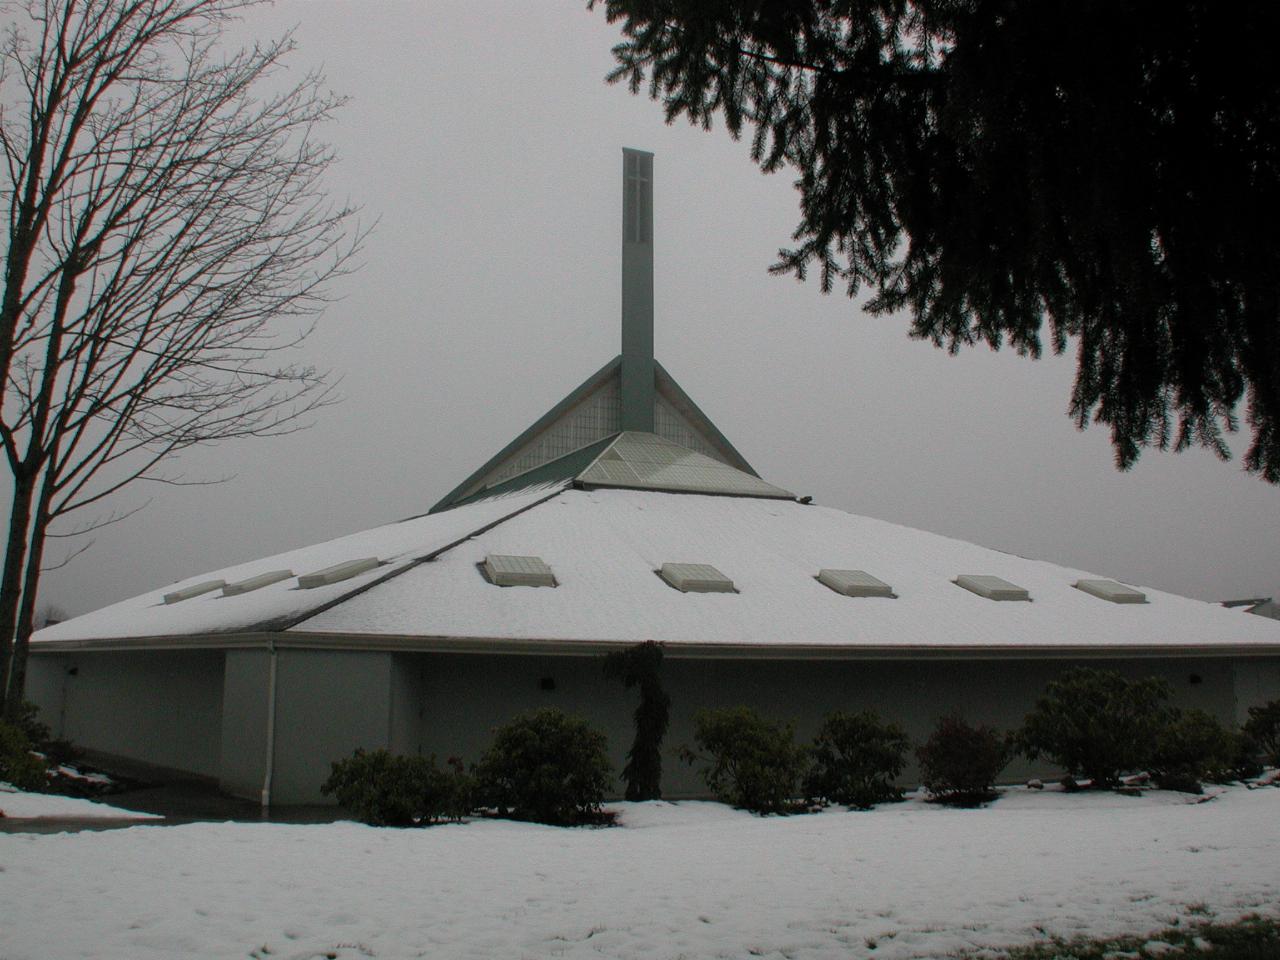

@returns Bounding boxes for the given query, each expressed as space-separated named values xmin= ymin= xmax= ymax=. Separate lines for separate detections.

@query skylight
xmin=163 ymin=580 xmax=225 ymax=604
xmin=222 ymin=570 xmax=294 ymax=597
xmin=578 ymin=432 xmax=794 ymax=499
xmin=955 ymin=574 xmax=1030 ymax=601
xmin=1074 ymin=579 xmax=1147 ymax=604
xmin=659 ymin=562 xmax=735 ymax=594
xmin=484 ymin=554 xmax=556 ymax=588
xmin=817 ymin=569 xmax=895 ymax=598
xmin=297 ymin=557 xmax=380 ymax=590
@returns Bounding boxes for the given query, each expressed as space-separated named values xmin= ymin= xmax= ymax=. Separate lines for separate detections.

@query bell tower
xmin=620 ymin=148 xmax=655 ymax=431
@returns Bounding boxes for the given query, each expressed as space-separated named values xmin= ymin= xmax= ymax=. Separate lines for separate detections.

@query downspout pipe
xmin=260 ymin=642 xmax=278 ymax=809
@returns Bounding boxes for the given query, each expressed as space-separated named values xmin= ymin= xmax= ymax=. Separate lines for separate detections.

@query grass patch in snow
xmin=965 ymin=914 xmax=1280 ymax=959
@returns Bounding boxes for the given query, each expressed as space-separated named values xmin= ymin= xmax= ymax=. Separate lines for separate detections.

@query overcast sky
xmin=33 ymin=0 xmax=1280 ymax=618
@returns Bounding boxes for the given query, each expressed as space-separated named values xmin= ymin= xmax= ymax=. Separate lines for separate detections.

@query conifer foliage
xmin=603 ymin=640 xmax=671 ymax=800
xmin=592 ymin=0 xmax=1280 ymax=481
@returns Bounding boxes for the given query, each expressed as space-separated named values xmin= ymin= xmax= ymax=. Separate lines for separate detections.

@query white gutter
xmin=260 ymin=642 xmax=278 ymax=809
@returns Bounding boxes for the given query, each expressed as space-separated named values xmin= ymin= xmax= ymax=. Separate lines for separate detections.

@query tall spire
xmin=621 ymin=148 xmax=655 ymax=432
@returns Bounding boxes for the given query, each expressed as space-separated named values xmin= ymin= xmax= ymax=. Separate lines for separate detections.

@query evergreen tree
xmin=604 ymin=640 xmax=671 ymax=800
xmin=592 ymin=0 xmax=1280 ymax=481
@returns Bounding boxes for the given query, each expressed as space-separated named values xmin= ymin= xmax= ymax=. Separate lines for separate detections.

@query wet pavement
xmin=1 ymin=777 xmax=345 ymax=834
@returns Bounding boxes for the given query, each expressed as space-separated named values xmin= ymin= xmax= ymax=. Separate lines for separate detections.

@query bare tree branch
xmin=0 ymin=0 xmax=364 ymax=715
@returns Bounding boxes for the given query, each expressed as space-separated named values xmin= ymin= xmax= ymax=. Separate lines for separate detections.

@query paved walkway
xmin=0 ymin=778 xmax=343 ymax=834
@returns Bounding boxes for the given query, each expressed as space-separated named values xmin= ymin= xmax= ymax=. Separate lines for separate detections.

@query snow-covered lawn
xmin=0 ymin=782 xmax=159 ymax=820
xmin=1 ymin=784 xmax=1277 ymax=960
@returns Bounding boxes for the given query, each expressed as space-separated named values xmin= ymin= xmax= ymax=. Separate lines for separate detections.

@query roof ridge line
xmin=459 ymin=435 xmax=621 ymax=506
xmin=429 ymin=356 xmax=623 ymax=513
xmin=270 ymin=487 xmax=569 ymax=633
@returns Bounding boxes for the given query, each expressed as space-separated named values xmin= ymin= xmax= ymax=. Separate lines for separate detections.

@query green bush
xmin=12 ymin=700 xmax=51 ymax=746
xmin=8 ymin=700 xmax=77 ymax=767
xmin=1019 ymin=667 xmax=1171 ymax=787
xmin=474 ymin=708 xmax=613 ymax=825
xmin=1149 ymin=709 xmax=1241 ymax=792
xmin=0 ymin=720 xmax=48 ymax=792
xmin=321 ymin=749 xmax=473 ymax=827
xmin=684 ymin=706 xmax=807 ymax=814
xmin=1208 ymin=729 xmax=1264 ymax=783
xmin=1243 ymin=700 xmax=1280 ymax=766
xmin=804 ymin=710 xmax=909 ymax=808
xmin=917 ymin=714 xmax=1011 ymax=805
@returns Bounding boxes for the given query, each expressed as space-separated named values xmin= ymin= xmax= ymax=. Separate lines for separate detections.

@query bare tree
xmin=0 ymin=0 xmax=362 ymax=716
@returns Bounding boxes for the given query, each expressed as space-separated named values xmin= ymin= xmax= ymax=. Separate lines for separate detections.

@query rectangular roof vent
xmin=163 ymin=580 xmax=225 ymax=604
xmin=817 ymin=569 xmax=895 ymax=598
xmin=484 ymin=554 xmax=556 ymax=588
xmin=955 ymin=574 xmax=1030 ymax=601
xmin=659 ymin=562 xmax=735 ymax=594
xmin=1074 ymin=579 xmax=1147 ymax=604
xmin=222 ymin=569 xmax=294 ymax=597
xmin=297 ymin=557 xmax=380 ymax=589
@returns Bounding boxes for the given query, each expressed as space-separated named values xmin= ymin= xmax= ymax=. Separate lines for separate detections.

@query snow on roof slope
xmin=293 ymin=487 xmax=1280 ymax=650
xmin=32 ymin=485 xmax=563 ymax=642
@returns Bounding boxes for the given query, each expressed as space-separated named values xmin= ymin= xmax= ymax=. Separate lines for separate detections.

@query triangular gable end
xmin=430 ymin=357 xmax=759 ymax=513
xmin=430 ymin=150 xmax=763 ymax=514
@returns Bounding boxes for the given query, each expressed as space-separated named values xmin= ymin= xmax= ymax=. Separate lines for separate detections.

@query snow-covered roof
xmin=36 ymin=145 xmax=1277 ymax=658
xmin=34 ymin=484 xmax=1280 ymax=653
xmin=32 ymin=485 xmax=563 ymax=643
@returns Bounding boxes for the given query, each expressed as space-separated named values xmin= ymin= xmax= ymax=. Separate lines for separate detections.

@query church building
xmin=28 ymin=151 xmax=1280 ymax=805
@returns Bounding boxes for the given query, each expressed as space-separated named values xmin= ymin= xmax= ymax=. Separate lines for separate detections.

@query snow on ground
xmin=0 ymin=783 xmax=160 ymax=820
xmin=1 ymin=785 xmax=1277 ymax=960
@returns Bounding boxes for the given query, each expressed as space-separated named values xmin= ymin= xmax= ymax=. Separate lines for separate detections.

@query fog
xmin=31 ymin=0 xmax=1280 ymax=619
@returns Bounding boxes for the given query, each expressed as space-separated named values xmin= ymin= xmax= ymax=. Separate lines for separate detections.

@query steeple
xmin=429 ymin=149 xmax=766 ymax=513
xmin=620 ymin=148 xmax=655 ymax=432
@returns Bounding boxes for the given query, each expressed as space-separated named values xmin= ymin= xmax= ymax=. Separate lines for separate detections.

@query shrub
xmin=804 ymin=710 xmax=909 ymax=808
xmin=1019 ymin=667 xmax=1171 ymax=787
xmin=1148 ymin=709 xmax=1236 ymax=793
xmin=1243 ymin=700 xmax=1280 ymax=766
xmin=12 ymin=700 xmax=51 ymax=746
xmin=603 ymin=640 xmax=670 ymax=800
xmin=917 ymin=714 xmax=1011 ymax=804
xmin=7 ymin=700 xmax=78 ymax=767
xmin=1208 ymin=729 xmax=1264 ymax=783
xmin=684 ymin=706 xmax=807 ymax=814
xmin=474 ymin=708 xmax=613 ymax=825
xmin=321 ymin=749 xmax=472 ymax=827
xmin=0 ymin=720 xmax=48 ymax=792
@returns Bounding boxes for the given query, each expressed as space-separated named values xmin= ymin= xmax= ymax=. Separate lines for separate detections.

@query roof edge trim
xmin=30 ymin=631 xmax=1280 ymax=660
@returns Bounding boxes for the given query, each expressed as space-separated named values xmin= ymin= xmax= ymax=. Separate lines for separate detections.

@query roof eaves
xmin=34 ymin=632 xmax=1280 ymax=660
